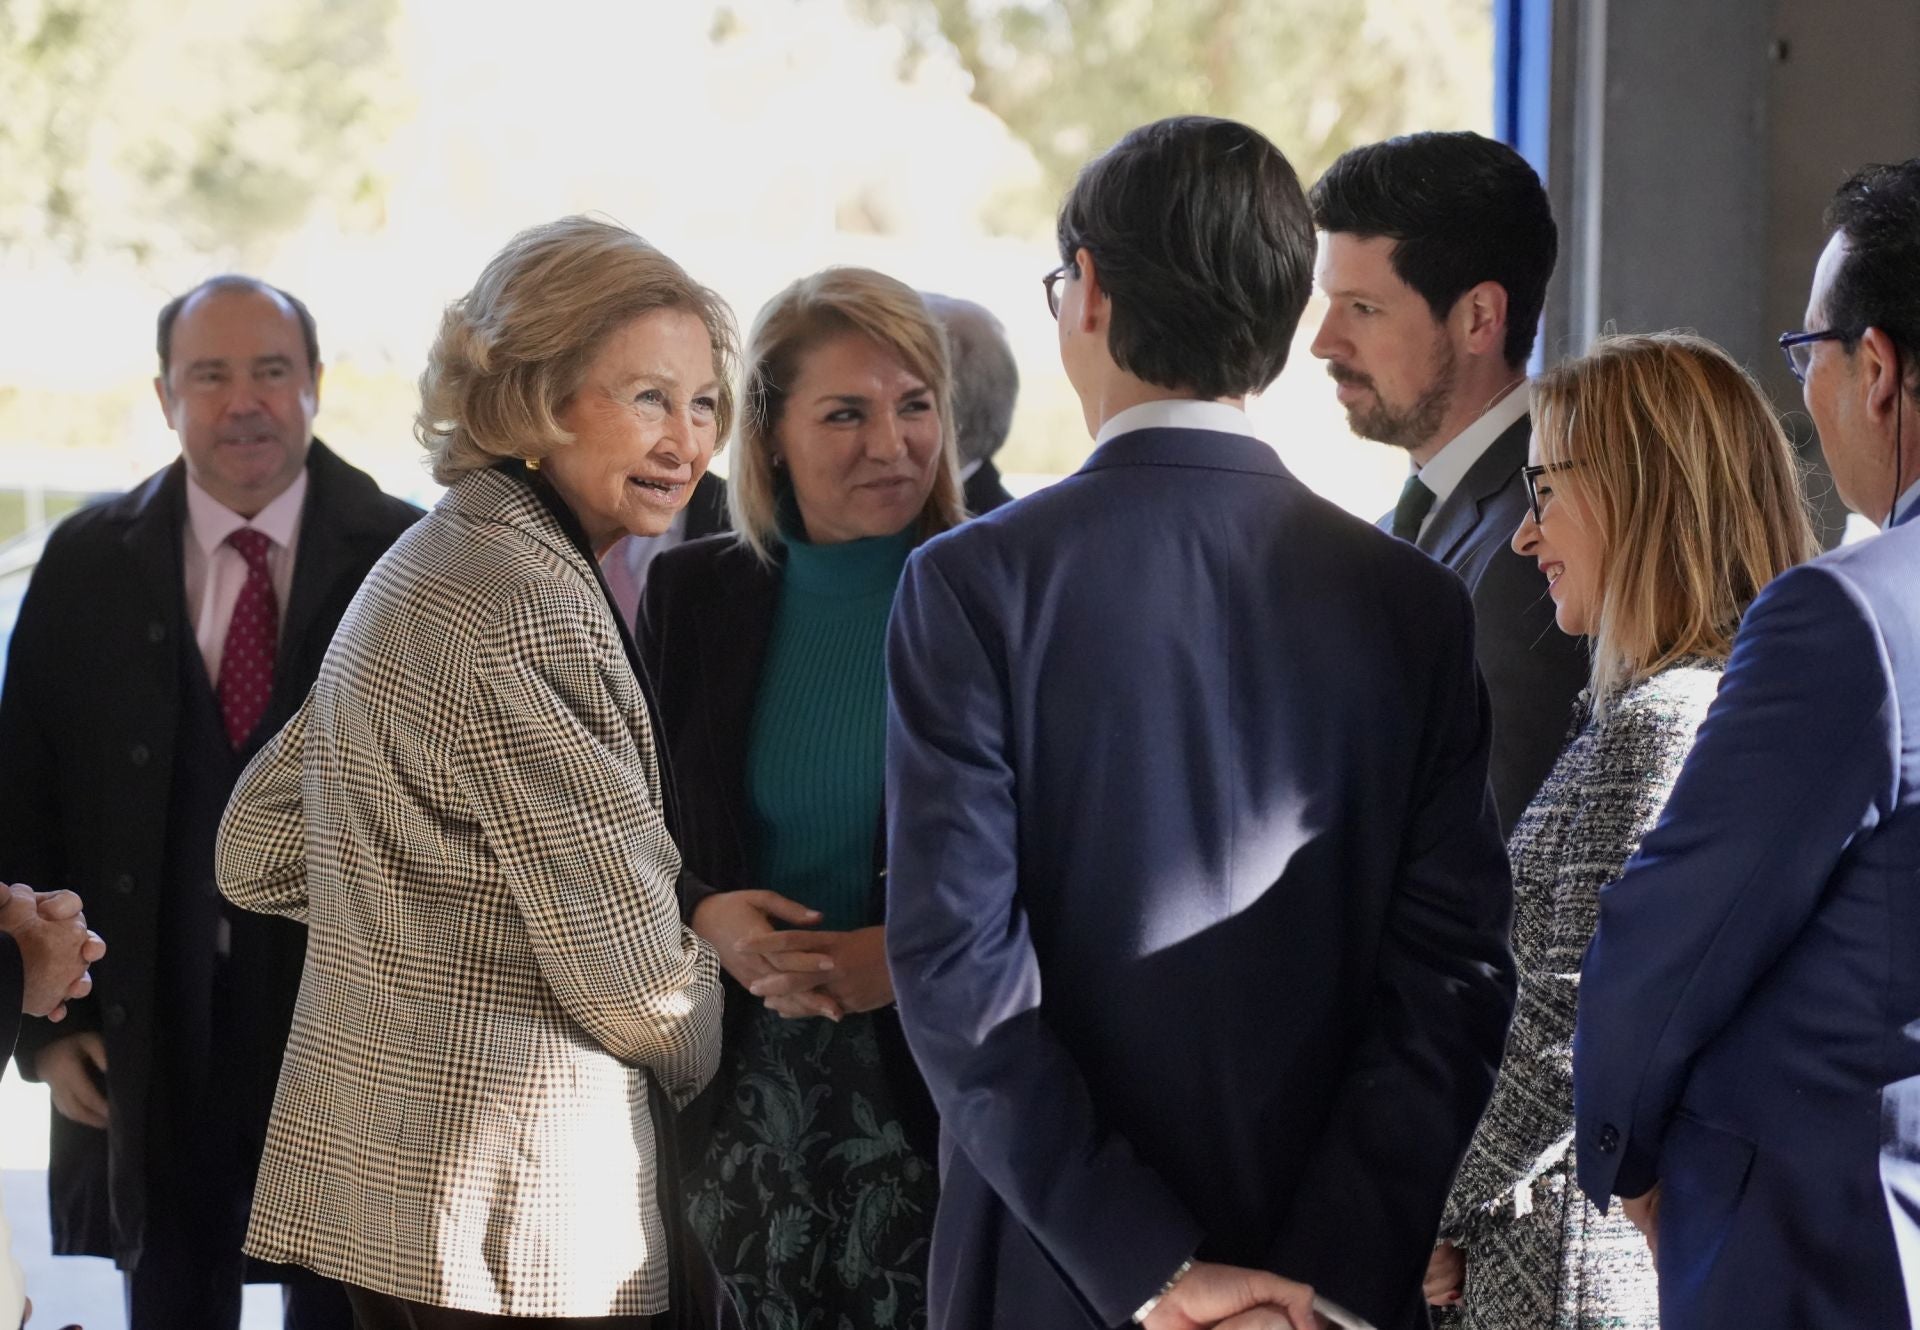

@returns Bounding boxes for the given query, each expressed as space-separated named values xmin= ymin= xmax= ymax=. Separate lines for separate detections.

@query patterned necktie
xmin=1391 ymin=473 xmax=1436 ymax=542
xmin=218 ymin=527 xmax=279 ymax=749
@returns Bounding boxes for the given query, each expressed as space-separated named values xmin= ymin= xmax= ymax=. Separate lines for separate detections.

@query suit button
xmin=1597 ymin=1124 xmax=1620 ymax=1154
xmin=112 ymin=874 xmax=134 ymax=896
xmin=128 ymin=744 xmax=150 ymax=767
xmin=146 ymin=621 xmax=166 ymax=644
xmin=103 ymin=1004 xmax=127 ymax=1030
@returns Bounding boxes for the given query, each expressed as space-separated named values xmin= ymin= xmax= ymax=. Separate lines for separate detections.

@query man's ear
xmin=152 ymin=375 xmax=175 ymax=429
xmin=1075 ymin=247 xmax=1108 ymax=336
xmin=1454 ymin=280 xmax=1511 ymax=360
xmin=1858 ymin=327 xmax=1905 ymax=423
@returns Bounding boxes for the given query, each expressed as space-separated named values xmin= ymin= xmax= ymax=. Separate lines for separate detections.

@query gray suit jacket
xmin=1386 ymin=415 xmax=1588 ymax=836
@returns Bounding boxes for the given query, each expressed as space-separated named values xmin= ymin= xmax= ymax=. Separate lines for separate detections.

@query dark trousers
xmin=127 ymin=944 xmax=354 ymax=1330
xmin=125 ymin=1255 xmax=352 ymax=1330
xmin=345 ymin=1285 xmax=661 ymax=1329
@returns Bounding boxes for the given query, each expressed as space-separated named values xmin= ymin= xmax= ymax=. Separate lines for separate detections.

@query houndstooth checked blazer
xmin=217 ymin=466 xmax=723 ymax=1317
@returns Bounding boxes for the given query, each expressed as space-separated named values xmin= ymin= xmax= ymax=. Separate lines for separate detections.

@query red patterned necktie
xmin=218 ymin=527 xmax=279 ymax=749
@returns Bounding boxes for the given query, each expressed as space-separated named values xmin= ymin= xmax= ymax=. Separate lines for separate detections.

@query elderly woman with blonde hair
xmin=638 ymin=267 xmax=962 ymax=1328
xmin=1424 ymin=331 xmax=1818 ymax=1328
xmin=217 ymin=216 xmax=732 ymax=1329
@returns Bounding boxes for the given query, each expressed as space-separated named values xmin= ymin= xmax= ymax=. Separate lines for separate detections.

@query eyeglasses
xmin=1778 ymin=327 xmax=1855 ymax=383
xmin=1042 ymin=263 xmax=1075 ymax=319
xmin=1521 ymin=461 xmax=1579 ymax=525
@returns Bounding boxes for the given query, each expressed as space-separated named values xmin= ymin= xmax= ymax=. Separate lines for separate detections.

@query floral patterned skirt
xmin=685 ymin=1005 xmax=937 ymax=1330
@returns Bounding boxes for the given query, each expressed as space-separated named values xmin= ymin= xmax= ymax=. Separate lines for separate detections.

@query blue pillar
xmin=1497 ymin=0 xmax=1556 ymax=371
xmin=1495 ymin=0 xmax=1553 ymax=183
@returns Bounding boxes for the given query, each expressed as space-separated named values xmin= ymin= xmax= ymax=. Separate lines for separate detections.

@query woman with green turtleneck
xmin=638 ymin=268 xmax=968 ymax=1330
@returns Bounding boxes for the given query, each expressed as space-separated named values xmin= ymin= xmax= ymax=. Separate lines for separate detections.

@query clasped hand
xmin=0 ymin=883 xmax=106 ymax=1022
xmin=1622 ymin=1183 xmax=1661 ymax=1258
xmin=1141 ymin=1261 xmax=1324 ymax=1330
xmin=690 ymin=889 xmax=893 ymax=1021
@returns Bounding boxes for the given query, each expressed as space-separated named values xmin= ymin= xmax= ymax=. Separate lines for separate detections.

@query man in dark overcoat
xmin=0 ymin=276 xmax=420 ymax=1329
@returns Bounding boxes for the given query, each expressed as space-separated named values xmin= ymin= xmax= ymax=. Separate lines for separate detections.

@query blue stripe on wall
xmin=1495 ymin=0 xmax=1553 ymax=183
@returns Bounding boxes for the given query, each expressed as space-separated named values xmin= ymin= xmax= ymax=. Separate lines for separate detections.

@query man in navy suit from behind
xmin=1574 ymin=157 xmax=1920 ymax=1328
xmin=885 ymin=116 xmax=1518 ymax=1330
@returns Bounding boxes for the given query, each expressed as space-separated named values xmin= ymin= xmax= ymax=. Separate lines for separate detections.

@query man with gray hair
xmin=924 ymin=292 xmax=1020 ymax=513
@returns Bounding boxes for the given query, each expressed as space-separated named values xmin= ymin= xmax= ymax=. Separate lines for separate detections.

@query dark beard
xmin=1344 ymin=341 xmax=1457 ymax=451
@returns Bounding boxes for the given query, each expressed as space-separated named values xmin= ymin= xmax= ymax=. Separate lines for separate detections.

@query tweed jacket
xmin=216 ymin=466 xmax=723 ymax=1317
xmin=1438 ymin=662 xmax=1721 ymax=1329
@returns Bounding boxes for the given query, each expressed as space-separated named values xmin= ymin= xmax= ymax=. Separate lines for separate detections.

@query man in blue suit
xmin=885 ymin=116 xmax=1518 ymax=1330
xmin=1574 ymin=157 xmax=1920 ymax=1328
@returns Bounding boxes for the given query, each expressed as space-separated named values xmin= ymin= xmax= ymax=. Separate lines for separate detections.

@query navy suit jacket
xmin=885 ymin=425 xmax=1517 ymax=1329
xmin=1574 ymin=508 xmax=1920 ymax=1328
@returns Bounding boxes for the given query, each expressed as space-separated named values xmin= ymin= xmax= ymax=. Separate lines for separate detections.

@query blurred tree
xmin=851 ymin=0 xmax=1489 ymax=224
xmin=0 ymin=0 xmax=406 ymax=262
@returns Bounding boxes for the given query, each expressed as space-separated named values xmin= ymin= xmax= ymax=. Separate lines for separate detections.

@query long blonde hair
xmin=1531 ymin=332 xmax=1818 ymax=705
xmin=729 ymin=268 xmax=964 ymax=562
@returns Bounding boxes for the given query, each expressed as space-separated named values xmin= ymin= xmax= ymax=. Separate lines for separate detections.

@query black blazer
xmin=636 ymin=533 xmax=936 ymax=1152
xmin=962 ymin=459 xmax=1016 ymax=516
xmin=1384 ymin=414 xmax=1587 ymax=836
xmin=683 ymin=470 xmax=731 ymax=541
xmin=0 ymin=440 xmax=419 ymax=1260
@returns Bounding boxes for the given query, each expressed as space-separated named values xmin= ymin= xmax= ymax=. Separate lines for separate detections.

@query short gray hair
xmin=921 ymin=293 xmax=1018 ymax=468
xmin=417 ymin=216 xmax=737 ymax=485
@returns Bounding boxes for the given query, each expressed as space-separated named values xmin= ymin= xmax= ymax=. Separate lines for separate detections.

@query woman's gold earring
xmin=524 ymin=456 xmax=542 ymax=473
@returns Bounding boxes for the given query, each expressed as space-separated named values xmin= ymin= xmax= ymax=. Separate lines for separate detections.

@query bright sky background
xmin=0 ymin=0 xmax=1493 ymax=521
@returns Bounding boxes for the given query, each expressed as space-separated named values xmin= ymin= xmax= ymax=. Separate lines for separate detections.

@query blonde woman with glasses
xmin=1424 ymin=332 xmax=1817 ymax=1328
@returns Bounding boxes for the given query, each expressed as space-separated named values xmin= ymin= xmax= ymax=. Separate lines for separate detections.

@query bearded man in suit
xmin=1311 ymin=132 xmax=1587 ymax=836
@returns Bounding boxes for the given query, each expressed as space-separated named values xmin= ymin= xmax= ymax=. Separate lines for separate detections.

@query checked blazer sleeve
xmin=454 ymin=578 xmax=721 ymax=1106
xmin=219 ymin=698 xmax=314 ymax=922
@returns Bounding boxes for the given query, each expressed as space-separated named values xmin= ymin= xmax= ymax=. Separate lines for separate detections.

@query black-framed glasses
xmin=1778 ymin=327 xmax=1855 ymax=383
xmin=1042 ymin=262 xmax=1075 ymax=319
xmin=1521 ymin=461 xmax=1580 ymax=525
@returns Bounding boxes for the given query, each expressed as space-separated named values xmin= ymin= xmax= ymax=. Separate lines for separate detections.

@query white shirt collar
xmin=185 ymin=466 xmax=308 ymax=555
xmin=1095 ymin=398 xmax=1258 ymax=448
xmin=1413 ymin=379 xmax=1531 ymax=511
xmin=1891 ymin=476 xmax=1920 ymax=527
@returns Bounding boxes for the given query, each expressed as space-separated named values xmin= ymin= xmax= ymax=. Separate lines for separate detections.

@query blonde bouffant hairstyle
xmin=1530 ymin=331 xmax=1818 ymax=708
xmin=730 ymin=267 xmax=964 ymax=563
xmin=416 ymin=216 xmax=738 ymax=484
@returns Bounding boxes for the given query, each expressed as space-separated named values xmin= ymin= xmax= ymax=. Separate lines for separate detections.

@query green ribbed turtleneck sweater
xmin=744 ymin=525 xmax=915 ymax=933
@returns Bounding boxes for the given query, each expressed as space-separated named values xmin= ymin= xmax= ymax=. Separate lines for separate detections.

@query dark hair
xmin=1823 ymin=157 xmax=1920 ymax=401
xmin=922 ymin=292 xmax=1019 ymax=466
xmin=157 ymin=275 xmax=320 ymax=378
xmin=1056 ymin=116 xmax=1314 ymax=398
xmin=1310 ymin=132 xmax=1556 ymax=368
